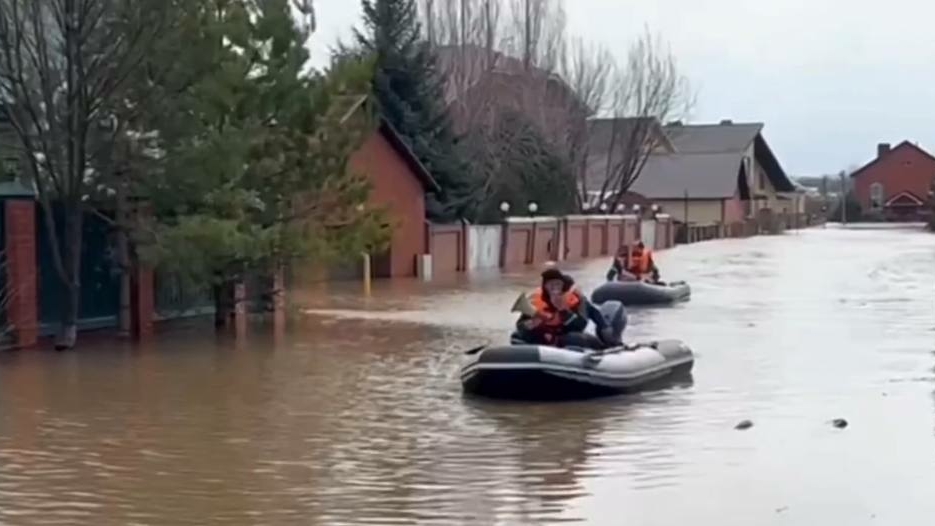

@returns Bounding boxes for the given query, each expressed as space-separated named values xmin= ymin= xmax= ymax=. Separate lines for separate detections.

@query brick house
xmin=850 ymin=141 xmax=935 ymax=222
xmin=349 ymin=117 xmax=440 ymax=278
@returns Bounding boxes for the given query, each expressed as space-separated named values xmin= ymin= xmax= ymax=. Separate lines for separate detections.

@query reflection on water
xmin=1 ymin=226 xmax=934 ymax=525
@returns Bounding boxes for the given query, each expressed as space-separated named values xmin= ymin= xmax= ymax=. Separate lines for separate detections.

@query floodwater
xmin=1 ymin=225 xmax=934 ymax=525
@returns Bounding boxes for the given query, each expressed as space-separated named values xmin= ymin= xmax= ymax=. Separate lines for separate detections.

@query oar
xmin=463 ymin=344 xmax=487 ymax=355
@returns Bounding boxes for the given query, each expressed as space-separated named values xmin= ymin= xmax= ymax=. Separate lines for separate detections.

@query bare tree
xmin=0 ymin=0 xmax=172 ymax=349
xmin=422 ymin=3 xmax=692 ymax=217
xmin=553 ymin=38 xmax=613 ymax=208
xmin=588 ymin=29 xmax=694 ymax=212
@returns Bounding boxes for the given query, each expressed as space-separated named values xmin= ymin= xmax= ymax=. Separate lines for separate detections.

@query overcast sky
xmin=307 ymin=0 xmax=935 ymax=177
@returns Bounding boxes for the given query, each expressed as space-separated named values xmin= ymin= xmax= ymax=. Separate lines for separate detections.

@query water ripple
xmin=0 ymin=226 xmax=933 ymax=524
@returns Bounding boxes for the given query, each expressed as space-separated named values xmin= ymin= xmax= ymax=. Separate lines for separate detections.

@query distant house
xmin=626 ymin=120 xmax=796 ymax=225
xmin=434 ymin=45 xmax=586 ymax=149
xmin=583 ymin=117 xmax=675 ymax=207
xmin=849 ymin=141 xmax=935 ymax=222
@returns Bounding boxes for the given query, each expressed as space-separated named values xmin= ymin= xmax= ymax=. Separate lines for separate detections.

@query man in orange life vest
xmin=606 ymin=241 xmax=661 ymax=283
xmin=512 ymin=267 xmax=608 ymax=346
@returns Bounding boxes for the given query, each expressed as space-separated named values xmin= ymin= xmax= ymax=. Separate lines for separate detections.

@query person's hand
xmin=523 ymin=317 xmax=543 ymax=330
xmin=550 ymin=292 xmax=568 ymax=311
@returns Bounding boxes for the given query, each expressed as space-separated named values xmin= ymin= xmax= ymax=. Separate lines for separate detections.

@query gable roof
xmin=588 ymin=118 xmax=675 ymax=154
xmin=583 ymin=117 xmax=676 ymax=192
xmin=664 ymin=122 xmax=763 ymax=153
xmin=377 ymin=119 xmax=441 ymax=193
xmin=885 ymin=190 xmax=925 ymax=206
xmin=849 ymin=140 xmax=935 ymax=180
xmin=663 ymin=121 xmax=795 ymax=193
xmin=341 ymin=95 xmax=440 ymax=193
xmin=434 ymin=45 xmax=577 ymax=107
xmin=628 ymin=151 xmax=746 ymax=199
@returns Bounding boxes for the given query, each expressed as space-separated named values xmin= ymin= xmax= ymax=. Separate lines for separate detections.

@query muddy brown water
xmin=1 ymin=225 xmax=934 ymax=525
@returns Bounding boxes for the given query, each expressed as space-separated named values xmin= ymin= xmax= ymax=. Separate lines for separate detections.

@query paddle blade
xmin=510 ymin=293 xmax=538 ymax=317
xmin=463 ymin=345 xmax=486 ymax=355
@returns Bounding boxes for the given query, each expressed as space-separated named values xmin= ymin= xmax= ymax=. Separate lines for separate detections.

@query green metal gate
xmin=36 ymin=204 xmax=120 ymax=332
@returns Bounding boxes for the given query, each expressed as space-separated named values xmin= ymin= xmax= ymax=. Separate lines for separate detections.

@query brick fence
xmin=1 ymin=197 xmax=157 ymax=349
xmin=427 ymin=214 xmax=675 ymax=275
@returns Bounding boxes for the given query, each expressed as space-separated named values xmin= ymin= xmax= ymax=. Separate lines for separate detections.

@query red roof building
xmin=850 ymin=141 xmax=935 ymax=222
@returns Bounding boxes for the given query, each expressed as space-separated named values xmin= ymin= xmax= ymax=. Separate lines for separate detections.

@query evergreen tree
xmin=353 ymin=0 xmax=475 ymax=221
xmin=133 ymin=0 xmax=389 ymax=322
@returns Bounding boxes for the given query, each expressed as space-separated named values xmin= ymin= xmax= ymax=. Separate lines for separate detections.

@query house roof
xmin=885 ymin=190 xmax=925 ymax=206
xmin=583 ymin=117 xmax=675 ymax=192
xmin=588 ymin=118 xmax=675 ymax=154
xmin=849 ymin=140 xmax=935 ymax=180
xmin=627 ymin=151 xmax=746 ymax=199
xmin=377 ymin=118 xmax=441 ymax=193
xmin=664 ymin=122 xmax=763 ymax=153
xmin=340 ymin=95 xmax=440 ymax=193
xmin=434 ymin=45 xmax=573 ymax=105
xmin=664 ymin=121 xmax=795 ymax=193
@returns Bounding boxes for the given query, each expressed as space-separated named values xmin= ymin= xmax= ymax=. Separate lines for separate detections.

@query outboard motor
xmin=596 ymin=300 xmax=627 ymax=346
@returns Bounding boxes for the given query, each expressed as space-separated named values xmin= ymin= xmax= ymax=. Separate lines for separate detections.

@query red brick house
xmin=349 ymin=118 xmax=440 ymax=278
xmin=850 ymin=141 xmax=935 ymax=222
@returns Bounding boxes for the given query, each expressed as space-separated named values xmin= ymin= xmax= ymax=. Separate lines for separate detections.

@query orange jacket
xmin=627 ymin=248 xmax=654 ymax=276
xmin=530 ymin=289 xmax=581 ymax=327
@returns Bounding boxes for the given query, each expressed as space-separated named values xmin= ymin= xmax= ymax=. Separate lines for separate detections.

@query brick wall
xmin=4 ymin=199 xmax=37 ymax=348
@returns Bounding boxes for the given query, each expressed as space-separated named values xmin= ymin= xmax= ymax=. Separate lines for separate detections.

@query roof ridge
xmin=664 ymin=122 xmax=763 ymax=128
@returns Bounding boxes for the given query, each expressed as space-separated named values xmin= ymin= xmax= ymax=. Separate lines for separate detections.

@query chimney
xmin=877 ymin=143 xmax=891 ymax=157
xmin=720 ymin=119 xmax=733 ymax=125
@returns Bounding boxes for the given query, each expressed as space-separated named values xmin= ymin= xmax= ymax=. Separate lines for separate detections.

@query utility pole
xmin=839 ymin=170 xmax=847 ymax=224
xmin=523 ymin=0 xmax=531 ymax=69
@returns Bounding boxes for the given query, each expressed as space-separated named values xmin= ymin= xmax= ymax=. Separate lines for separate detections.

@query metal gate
xmin=640 ymin=219 xmax=656 ymax=248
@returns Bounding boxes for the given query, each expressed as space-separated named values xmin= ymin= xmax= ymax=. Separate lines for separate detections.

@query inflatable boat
xmin=591 ymin=280 xmax=691 ymax=306
xmin=460 ymin=339 xmax=694 ymax=400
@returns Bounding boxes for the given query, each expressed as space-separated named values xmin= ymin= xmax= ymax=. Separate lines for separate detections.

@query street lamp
xmin=499 ymin=201 xmax=511 ymax=214
xmin=651 ymin=204 xmax=660 ymax=213
xmin=599 ymin=203 xmax=608 ymax=213
xmin=527 ymin=201 xmax=538 ymax=216
xmin=632 ymin=204 xmax=642 ymax=215
xmin=615 ymin=203 xmax=625 ymax=213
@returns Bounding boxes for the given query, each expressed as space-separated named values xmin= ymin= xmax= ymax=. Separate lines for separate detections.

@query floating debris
xmin=832 ymin=418 xmax=848 ymax=429
xmin=734 ymin=420 xmax=753 ymax=430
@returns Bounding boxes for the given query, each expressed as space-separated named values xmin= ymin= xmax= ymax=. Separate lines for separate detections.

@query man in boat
xmin=607 ymin=242 xmax=661 ymax=283
xmin=512 ymin=267 xmax=615 ymax=347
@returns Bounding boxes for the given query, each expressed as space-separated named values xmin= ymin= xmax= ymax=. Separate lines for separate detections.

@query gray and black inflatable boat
xmin=460 ymin=339 xmax=694 ymax=400
xmin=591 ymin=280 xmax=691 ymax=306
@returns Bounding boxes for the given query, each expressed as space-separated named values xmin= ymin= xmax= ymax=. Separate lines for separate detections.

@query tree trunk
xmin=55 ymin=206 xmax=84 ymax=351
xmin=116 ymin=229 xmax=131 ymax=337
xmin=213 ymin=281 xmax=233 ymax=329
xmin=115 ymin=190 xmax=131 ymax=337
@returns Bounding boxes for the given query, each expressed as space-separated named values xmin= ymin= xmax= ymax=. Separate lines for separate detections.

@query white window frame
xmin=869 ymin=182 xmax=884 ymax=210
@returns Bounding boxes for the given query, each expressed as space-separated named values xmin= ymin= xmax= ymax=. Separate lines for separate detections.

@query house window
xmin=869 ymin=182 xmax=884 ymax=210
xmin=1 ymin=158 xmax=18 ymax=182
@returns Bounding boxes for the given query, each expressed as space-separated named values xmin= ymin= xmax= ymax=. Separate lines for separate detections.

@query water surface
xmin=1 ymin=225 xmax=934 ymax=525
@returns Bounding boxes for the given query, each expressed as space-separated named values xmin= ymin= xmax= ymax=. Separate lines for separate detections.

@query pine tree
xmin=353 ymin=0 xmax=475 ymax=221
xmin=133 ymin=0 xmax=389 ymax=323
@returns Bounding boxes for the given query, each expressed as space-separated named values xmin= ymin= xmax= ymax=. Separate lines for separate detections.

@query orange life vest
xmin=530 ymin=289 xmax=581 ymax=327
xmin=627 ymin=248 xmax=653 ymax=276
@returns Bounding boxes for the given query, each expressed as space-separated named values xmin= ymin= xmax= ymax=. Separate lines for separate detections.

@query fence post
xmin=362 ymin=253 xmax=371 ymax=295
xmin=2 ymin=187 xmax=38 ymax=349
